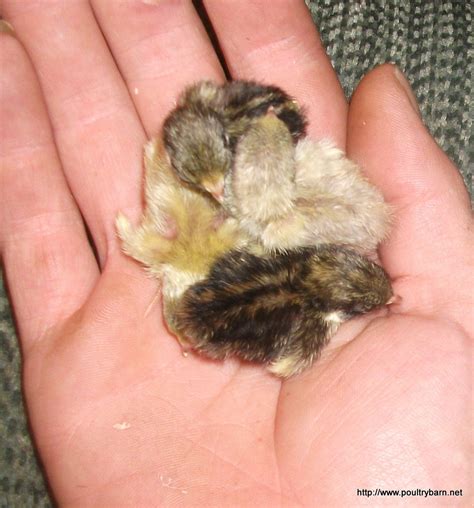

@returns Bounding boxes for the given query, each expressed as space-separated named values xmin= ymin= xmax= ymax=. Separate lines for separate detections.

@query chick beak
xmin=203 ymin=177 xmax=225 ymax=203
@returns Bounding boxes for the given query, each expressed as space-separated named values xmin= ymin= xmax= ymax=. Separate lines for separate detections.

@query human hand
xmin=1 ymin=1 xmax=471 ymax=506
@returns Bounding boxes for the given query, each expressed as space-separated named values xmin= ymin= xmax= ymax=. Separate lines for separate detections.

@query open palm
xmin=1 ymin=1 xmax=471 ymax=505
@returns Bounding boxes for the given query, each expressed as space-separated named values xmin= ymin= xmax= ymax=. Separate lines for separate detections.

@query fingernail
xmin=393 ymin=66 xmax=421 ymax=117
xmin=0 ymin=20 xmax=15 ymax=36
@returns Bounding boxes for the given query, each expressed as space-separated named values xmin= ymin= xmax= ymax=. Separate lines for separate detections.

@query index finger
xmin=90 ymin=0 xmax=226 ymax=137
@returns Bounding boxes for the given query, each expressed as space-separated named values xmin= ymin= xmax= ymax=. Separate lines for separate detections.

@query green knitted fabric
xmin=307 ymin=0 xmax=472 ymax=182
xmin=1 ymin=1 xmax=471 ymax=505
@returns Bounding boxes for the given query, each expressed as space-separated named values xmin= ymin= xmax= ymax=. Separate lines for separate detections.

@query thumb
xmin=347 ymin=63 xmax=472 ymax=332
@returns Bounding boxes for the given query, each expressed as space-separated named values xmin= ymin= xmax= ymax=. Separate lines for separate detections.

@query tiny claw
xmin=176 ymin=334 xmax=192 ymax=357
xmin=386 ymin=294 xmax=402 ymax=305
xmin=161 ymin=215 xmax=179 ymax=239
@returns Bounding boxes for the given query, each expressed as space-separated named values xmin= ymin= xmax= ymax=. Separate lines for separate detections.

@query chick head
xmin=163 ymin=107 xmax=230 ymax=200
xmin=305 ymin=246 xmax=393 ymax=317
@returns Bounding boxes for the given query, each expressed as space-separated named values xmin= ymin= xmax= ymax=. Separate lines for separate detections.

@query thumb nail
xmin=393 ymin=66 xmax=421 ymax=117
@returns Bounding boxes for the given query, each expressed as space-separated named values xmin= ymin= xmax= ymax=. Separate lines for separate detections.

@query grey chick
xmin=162 ymin=81 xmax=229 ymax=200
xmin=223 ymin=113 xmax=391 ymax=254
xmin=163 ymin=80 xmax=307 ymax=199
xmin=173 ymin=245 xmax=394 ymax=378
xmin=116 ymin=139 xmax=249 ymax=345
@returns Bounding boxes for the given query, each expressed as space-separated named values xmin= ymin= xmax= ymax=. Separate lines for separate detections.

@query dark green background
xmin=1 ymin=1 xmax=472 ymax=506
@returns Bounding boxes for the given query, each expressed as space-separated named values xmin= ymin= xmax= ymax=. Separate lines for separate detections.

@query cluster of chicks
xmin=117 ymin=80 xmax=393 ymax=377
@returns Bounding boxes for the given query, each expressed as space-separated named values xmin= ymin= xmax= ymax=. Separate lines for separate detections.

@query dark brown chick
xmin=173 ymin=245 xmax=393 ymax=377
xmin=163 ymin=80 xmax=307 ymax=199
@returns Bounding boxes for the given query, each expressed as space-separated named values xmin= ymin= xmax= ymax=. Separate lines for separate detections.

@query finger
xmin=203 ymin=0 xmax=347 ymax=147
xmin=2 ymin=0 xmax=147 ymax=265
xmin=91 ymin=0 xmax=225 ymax=137
xmin=347 ymin=64 xmax=473 ymax=326
xmin=0 ymin=25 xmax=99 ymax=346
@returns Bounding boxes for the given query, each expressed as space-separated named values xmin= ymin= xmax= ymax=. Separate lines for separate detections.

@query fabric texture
xmin=0 ymin=1 xmax=471 ymax=505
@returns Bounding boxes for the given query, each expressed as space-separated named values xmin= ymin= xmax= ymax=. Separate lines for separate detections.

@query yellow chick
xmin=116 ymin=140 xmax=248 ymax=343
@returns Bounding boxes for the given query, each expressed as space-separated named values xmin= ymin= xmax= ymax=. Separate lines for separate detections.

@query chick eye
xmin=175 ymin=166 xmax=194 ymax=185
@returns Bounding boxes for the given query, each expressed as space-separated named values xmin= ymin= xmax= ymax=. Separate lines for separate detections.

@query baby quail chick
xmin=224 ymin=113 xmax=391 ymax=253
xmin=116 ymin=140 xmax=248 ymax=343
xmin=163 ymin=80 xmax=307 ymax=199
xmin=174 ymin=245 xmax=393 ymax=377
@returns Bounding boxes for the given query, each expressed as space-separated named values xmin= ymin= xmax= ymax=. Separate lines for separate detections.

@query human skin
xmin=0 ymin=1 xmax=472 ymax=506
